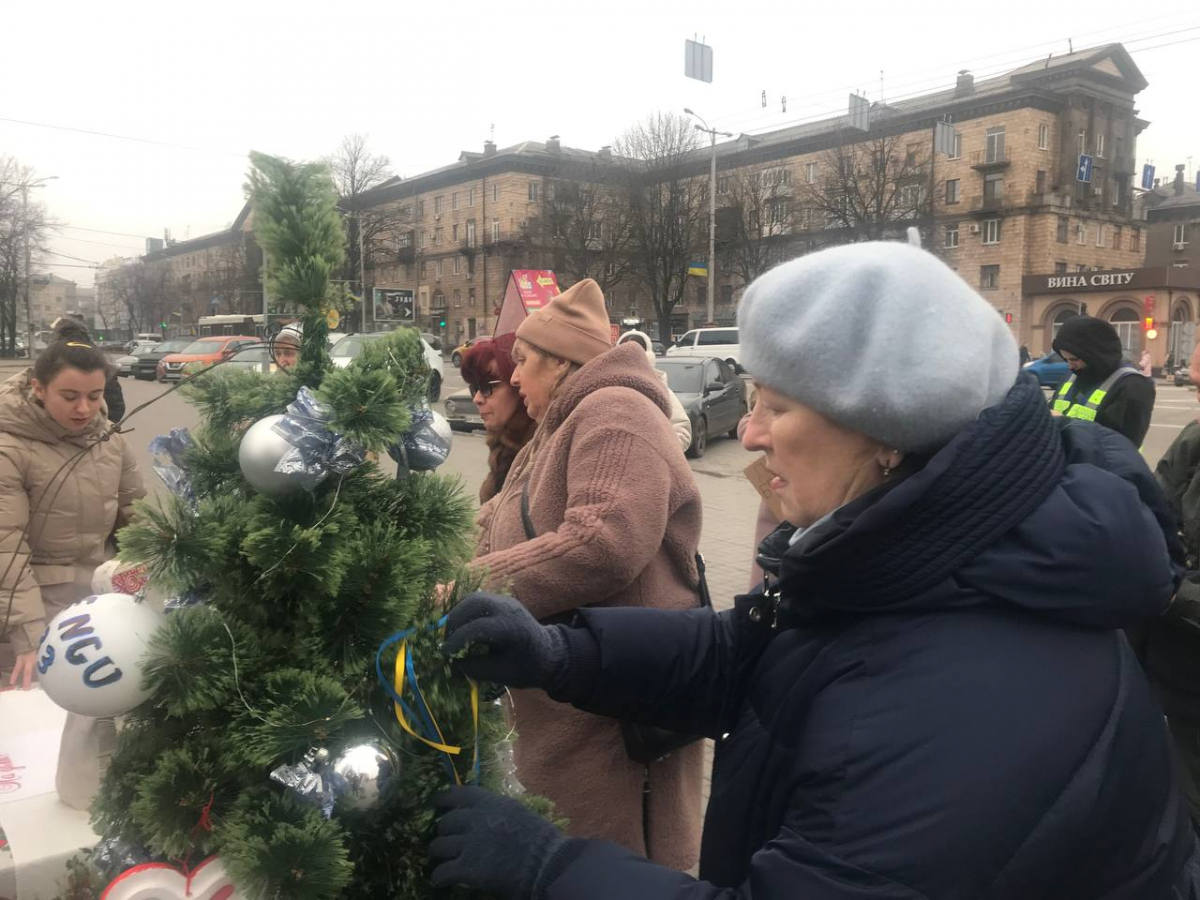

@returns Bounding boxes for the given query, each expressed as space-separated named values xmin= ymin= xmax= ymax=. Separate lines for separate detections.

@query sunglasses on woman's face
xmin=469 ymin=380 xmax=503 ymax=398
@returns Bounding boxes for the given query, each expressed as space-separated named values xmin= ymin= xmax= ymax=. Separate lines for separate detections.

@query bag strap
xmin=695 ymin=553 xmax=712 ymax=610
xmin=520 ymin=479 xmax=537 ymax=541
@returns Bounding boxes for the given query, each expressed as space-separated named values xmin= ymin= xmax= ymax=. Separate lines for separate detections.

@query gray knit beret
xmin=738 ymin=240 xmax=1018 ymax=452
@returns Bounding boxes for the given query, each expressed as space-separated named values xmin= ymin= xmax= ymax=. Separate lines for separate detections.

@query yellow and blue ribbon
xmin=375 ymin=616 xmax=480 ymax=786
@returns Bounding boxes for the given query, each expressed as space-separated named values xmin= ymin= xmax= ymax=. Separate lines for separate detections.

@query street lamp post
xmin=685 ymin=109 xmax=732 ymax=327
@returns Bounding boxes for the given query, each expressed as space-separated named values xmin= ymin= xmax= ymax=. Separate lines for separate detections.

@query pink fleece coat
xmin=474 ymin=342 xmax=704 ymax=870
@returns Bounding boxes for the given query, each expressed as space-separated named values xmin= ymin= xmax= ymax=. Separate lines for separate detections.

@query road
xmin=112 ymin=368 xmax=1200 ymax=609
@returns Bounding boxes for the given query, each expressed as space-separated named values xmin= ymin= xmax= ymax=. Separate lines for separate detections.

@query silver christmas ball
xmin=404 ymin=410 xmax=453 ymax=471
xmin=238 ymin=414 xmax=303 ymax=496
xmin=330 ymin=739 xmax=395 ymax=812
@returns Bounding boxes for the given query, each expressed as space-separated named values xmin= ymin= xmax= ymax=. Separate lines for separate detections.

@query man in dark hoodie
xmin=1050 ymin=314 xmax=1155 ymax=446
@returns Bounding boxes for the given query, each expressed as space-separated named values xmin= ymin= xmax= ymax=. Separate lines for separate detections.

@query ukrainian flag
xmin=687 ymin=261 xmax=708 ymax=277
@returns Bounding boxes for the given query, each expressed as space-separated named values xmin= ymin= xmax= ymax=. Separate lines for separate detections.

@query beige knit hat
xmin=515 ymin=279 xmax=612 ymax=365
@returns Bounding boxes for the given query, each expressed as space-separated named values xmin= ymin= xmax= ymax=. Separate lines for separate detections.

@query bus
xmin=197 ymin=314 xmax=264 ymax=337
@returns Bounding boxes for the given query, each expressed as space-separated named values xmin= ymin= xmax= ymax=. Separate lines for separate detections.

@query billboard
xmin=495 ymin=270 xmax=561 ymax=337
xmin=373 ymin=288 xmax=415 ymax=323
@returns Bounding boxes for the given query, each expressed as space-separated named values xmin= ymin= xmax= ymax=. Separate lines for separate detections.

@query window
xmin=697 ymin=329 xmax=738 ymax=346
xmin=1036 ymin=170 xmax=1047 ymax=195
xmin=945 ymin=179 xmax=960 ymax=204
xmin=453 ymin=256 xmax=461 ymax=275
xmin=466 ymin=255 xmax=475 ymax=278
xmin=1054 ymin=262 xmax=1068 ymax=274
xmin=985 ymin=127 xmax=1006 ymax=163
xmin=1076 ymin=221 xmax=1087 ymax=245
xmin=452 ymin=192 xmax=459 ymax=211
xmin=468 ymin=188 xmax=475 ymax=207
xmin=944 ymin=223 xmax=959 ymax=249
xmin=805 ymin=162 xmax=817 ymax=183
xmin=1132 ymin=227 xmax=1141 ymax=251
xmin=898 ymin=184 xmax=921 ymax=211
xmin=434 ymin=259 xmax=442 ymax=278
xmin=1077 ymin=264 xmax=1088 ymax=272
xmin=491 ymin=218 xmax=500 ymax=241
xmin=492 ymin=184 xmax=499 ymax=202
xmin=1096 ymin=134 xmax=1105 ymax=158
xmin=1175 ymin=223 xmax=1189 ymax=245
xmin=432 ymin=290 xmax=445 ymax=309
xmin=420 ymin=230 xmax=427 ymax=247
xmin=434 ymin=227 xmax=443 ymax=245
xmin=421 ymin=261 xmax=428 ymax=278
xmin=948 ymin=133 xmax=962 ymax=160
xmin=528 ymin=182 xmax=539 ymax=202
xmin=434 ymin=195 xmax=443 ymax=214
xmin=1057 ymin=216 xmax=1069 ymax=243
xmin=717 ymin=175 xmax=730 ymax=194
xmin=468 ymin=288 xmax=476 ymax=306
xmin=466 ymin=220 xmax=476 ymax=247
xmin=983 ymin=218 xmax=1002 ymax=245
xmin=452 ymin=224 xmax=458 ymax=242
xmin=453 ymin=289 xmax=462 ymax=308
xmin=1095 ymin=225 xmax=1104 ymax=247
xmin=418 ymin=200 xmax=425 ymax=217
xmin=1077 ymin=130 xmax=1087 ymax=156
xmin=905 ymin=145 xmax=918 ymax=167
xmin=980 ymin=265 xmax=1000 ymax=290
xmin=1111 ymin=308 xmax=1139 ymax=355
xmin=983 ymin=173 xmax=1004 ymax=204
xmin=1038 ymin=123 xmax=1049 ymax=150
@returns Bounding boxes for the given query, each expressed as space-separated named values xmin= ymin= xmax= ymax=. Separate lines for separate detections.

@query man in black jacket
xmin=1050 ymin=314 xmax=1155 ymax=446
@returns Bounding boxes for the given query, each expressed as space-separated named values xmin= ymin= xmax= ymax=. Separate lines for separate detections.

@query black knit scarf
xmin=776 ymin=375 xmax=1066 ymax=617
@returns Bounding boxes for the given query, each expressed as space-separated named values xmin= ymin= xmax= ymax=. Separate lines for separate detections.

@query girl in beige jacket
xmin=0 ymin=321 xmax=145 ymax=807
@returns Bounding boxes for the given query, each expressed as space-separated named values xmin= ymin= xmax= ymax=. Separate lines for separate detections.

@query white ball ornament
xmin=36 ymin=593 xmax=165 ymax=717
xmin=238 ymin=414 xmax=302 ymax=497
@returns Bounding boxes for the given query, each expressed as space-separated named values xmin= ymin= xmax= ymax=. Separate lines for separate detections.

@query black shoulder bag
xmin=520 ymin=481 xmax=709 ymax=764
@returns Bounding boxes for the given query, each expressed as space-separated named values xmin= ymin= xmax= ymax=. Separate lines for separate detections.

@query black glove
xmin=429 ymin=785 xmax=571 ymax=899
xmin=440 ymin=592 xmax=568 ymax=689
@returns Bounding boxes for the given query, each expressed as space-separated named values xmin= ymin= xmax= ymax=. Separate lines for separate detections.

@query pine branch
xmin=131 ymin=743 xmax=238 ymax=859
xmin=117 ymin=494 xmax=233 ymax=593
xmin=142 ymin=606 xmax=254 ymax=717
xmin=219 ymin=793 xmax=352 ymax=900
xmin=314 ymin=367 xmax=409 ymax=452
xmin=242 ymin=670 xmax=363 ymax=765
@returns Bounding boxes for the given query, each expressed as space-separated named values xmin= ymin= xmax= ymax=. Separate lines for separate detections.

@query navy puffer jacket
xmin=541 ymin=377 xmax=1200 ymax=899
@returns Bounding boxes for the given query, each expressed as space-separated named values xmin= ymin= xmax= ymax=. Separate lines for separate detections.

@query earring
xmin=881 ymin=464 xmax=892 ymax=479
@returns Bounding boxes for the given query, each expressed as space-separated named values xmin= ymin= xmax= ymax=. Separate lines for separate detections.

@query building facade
xmin=1144 ymin=164 xmax=1200 ymax=271
xmin=353 ymin=43 xmax=1154 ymax=347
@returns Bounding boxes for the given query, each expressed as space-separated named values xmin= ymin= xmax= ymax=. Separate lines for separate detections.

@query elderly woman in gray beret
xmin=427 ymin=234 xmax=1199 ymax=900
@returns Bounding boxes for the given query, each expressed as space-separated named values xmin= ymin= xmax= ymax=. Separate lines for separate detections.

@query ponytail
xmin=32 ymin=318 xmax=113 ymax=384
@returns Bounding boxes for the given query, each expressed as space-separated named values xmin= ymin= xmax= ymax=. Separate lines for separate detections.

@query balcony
xmin=968 ymin=193 xmax=1006 ymax=214
xmin=971 ymin=148 xmax=1011 ymax=170
xmin=482 ymin=230 xmax=529 ymax=249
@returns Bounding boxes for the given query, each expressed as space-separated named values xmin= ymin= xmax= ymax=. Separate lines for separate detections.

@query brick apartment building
xmin=351 ymin=42 xmax=1155 ymax=349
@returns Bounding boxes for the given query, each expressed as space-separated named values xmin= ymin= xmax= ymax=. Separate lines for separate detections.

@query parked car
xmin=1175 ymin=364 xmax=1192 ymax=387
xmin=329 ymin=332 xmax=444 ymax=403
xmin=443 ymin=391 xmax=484 ymax=431
xmin=652 ymin=340 xmax=666 ymax=357
xmin=134 ymin=339 xmax=192 ymax=381
xmin=115 ymin=346 xmax=148 ymax=377
xmin=1024 ymin=351 xmax=1071 ymax=389
xmin=157 ymin=335 xmax=259 ymax=382
xmin=420 ymin=332 xmax=443 ymax=352
xmin=666 ymin=327 xmax=741 ymax=372
xmin=450 ymin=337 xmax=489 ymax=368
xmin=656 ymin=356 xmax=747 ymax=458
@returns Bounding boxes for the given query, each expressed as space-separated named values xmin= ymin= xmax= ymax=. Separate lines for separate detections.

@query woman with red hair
xmin=460 ymin=335 xmax=537 ymax=503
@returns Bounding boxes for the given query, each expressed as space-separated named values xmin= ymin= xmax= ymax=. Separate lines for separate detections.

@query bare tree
xmin=543 ymin=167 xmax=635 ymax=294
xmin=614 ymin=113 xmax=707 ymax=344
xmin=98 ymin=262 xmax=174 ymax=337
xmin=327 ymin=135 xmax=411 ymax=329
xmin=716 ymin=164 xmax=803 ymax=287
xmin=797 ymin=132 xmax=932 ymax=243
xmin=0 ymin=157 xmax=54 ymax=356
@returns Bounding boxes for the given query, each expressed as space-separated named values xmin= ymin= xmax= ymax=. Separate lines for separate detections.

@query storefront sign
xmin=1024 ymin=267 xmax=1200 ymax=296
xmin=1044 ymin=272 xmax=1135 ymax=289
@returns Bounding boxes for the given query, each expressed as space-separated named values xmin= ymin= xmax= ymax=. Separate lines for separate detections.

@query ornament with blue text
xmin=36 ymin=593 xmax=165 ymax=717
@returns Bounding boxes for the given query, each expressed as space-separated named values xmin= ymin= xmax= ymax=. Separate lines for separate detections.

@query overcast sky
xmin=6 ymin=0 xmax=1198 ymax=286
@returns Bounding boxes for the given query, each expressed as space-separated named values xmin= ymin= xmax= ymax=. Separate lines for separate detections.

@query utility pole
xmin=22 ymin=185 xmax=34 ymax=356
xmin=685 ymin=109 xmax=732 ymax=326
xmin=358 ymin=212 xmax=368 ymax=332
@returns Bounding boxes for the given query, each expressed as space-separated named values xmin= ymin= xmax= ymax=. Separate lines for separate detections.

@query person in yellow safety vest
xmin=1049 ymin=315 xmax=1155 ymax=447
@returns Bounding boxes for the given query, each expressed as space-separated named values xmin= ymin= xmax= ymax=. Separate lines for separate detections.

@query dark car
xmin=1175 ymin=364 xmax=1192 ymax=387
xmin=133 ymin=339 xmax=192 ymax=380
xmin=656 ymin=356 xmax=747 ymax=458
xmin=443 ymin=391 xmax=484 ymax=431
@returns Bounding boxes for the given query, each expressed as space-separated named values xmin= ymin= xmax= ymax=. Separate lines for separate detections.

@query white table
xmin=0 ymin=688 xmax=99 ymax=900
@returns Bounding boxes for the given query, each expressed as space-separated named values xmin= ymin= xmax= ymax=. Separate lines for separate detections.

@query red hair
xmin=460 ymin=334 xmax=517 ymax=388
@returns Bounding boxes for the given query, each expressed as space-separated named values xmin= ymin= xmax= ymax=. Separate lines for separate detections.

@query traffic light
xmin=1144 ymin=316 xmax=1154 ymax=332
xmin=439 ymin=318 xmax=447 ymax=328
xmin=1004 ymin=312 xmax=1013 ymax=324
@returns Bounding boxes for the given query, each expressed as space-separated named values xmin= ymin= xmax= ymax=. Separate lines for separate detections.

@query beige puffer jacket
xmin=0 ymin=370 xmax=145 ymax=655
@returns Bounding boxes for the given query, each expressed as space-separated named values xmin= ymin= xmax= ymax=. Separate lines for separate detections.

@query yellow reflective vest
xmin=1051 ymin=368 xmax=1139 ymax=423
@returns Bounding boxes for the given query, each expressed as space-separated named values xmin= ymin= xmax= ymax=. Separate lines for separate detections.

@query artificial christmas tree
xmin=61 ymin=152 xmax=518 ymax=898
